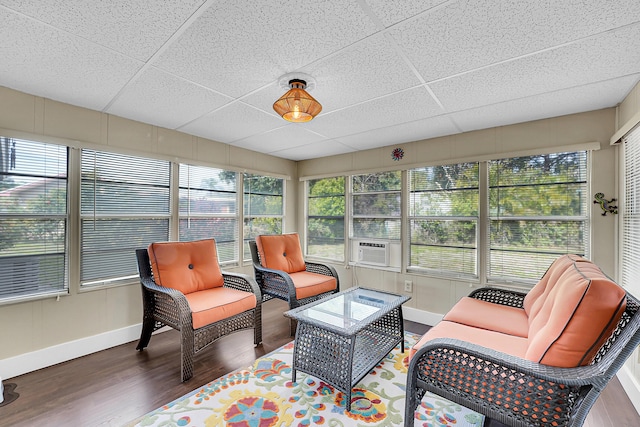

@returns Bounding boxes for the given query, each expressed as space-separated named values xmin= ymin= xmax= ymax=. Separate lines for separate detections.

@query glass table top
xmin=285 ymin=287 xmax=409 ymax=332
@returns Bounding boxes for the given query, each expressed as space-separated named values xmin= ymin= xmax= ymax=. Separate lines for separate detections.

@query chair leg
xmin=181 ymin=327 xmax=195 ymax=382
xmin=254 ymin=307 xmax=263 ymax=346
xmin=136 ymin=317 xmax=155 ymax=351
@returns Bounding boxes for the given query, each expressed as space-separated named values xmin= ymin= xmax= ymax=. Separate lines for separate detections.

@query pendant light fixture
xmin=273 ymin=74 xmax=322 ymax=123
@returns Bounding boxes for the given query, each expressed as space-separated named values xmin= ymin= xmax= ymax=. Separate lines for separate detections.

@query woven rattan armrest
xmin=304 ymin=261 xmax=340 ymax=282
xmin=467 ymin=286 xmax=528 ymax=308
xmin=405 ymin=334 xmax=631 ymax=427
xmin=251 ymin=262 xmax=297 ymax=299
xmin=139 ymin=275 xmax=192 ymax=330
xmin=221 ymin=271 xmax=263 ymax=302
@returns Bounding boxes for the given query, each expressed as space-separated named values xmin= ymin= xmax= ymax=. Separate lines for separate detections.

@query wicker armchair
xmin=249 ymin=233 xmax=339 ymax=335
xmin=135 ymin=240 xmax=262 ymax=382
xmin=405 ymin=287 xmax=640 ymax=427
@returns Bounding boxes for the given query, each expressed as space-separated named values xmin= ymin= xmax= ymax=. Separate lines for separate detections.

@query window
xmin=0 ymin=137 xmax=68 ymax=301
xmin=243 ymin=173 xmax=283 ymax=260
xmin=81 ymin=150 xmax=170 ymax=286
xmin=488 ymin=152 xmax=588 ymax=282
xmin=307 ymin=176 xmax=345 ymax=261
xmin=351 ymin=171 xmax=401 ymax=240
xmin=408 ymin=163 xmax=479 ymax=277
xmin=179 ymin=165 xmax=237 ymax=263
xmin=622 ymin=125 xmax=640 ymax=296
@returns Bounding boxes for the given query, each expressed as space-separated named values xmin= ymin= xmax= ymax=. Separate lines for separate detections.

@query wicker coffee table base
xmin=291 ymin=306 xmax=405 ymax=411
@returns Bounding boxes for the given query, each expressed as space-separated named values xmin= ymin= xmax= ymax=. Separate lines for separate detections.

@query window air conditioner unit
xmin=357 ymin=241 xmax=390 ymax=267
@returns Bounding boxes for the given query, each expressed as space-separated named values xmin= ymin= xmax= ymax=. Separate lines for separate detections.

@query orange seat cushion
xmin=526 ymin=261 xmax=626 ymax=367
xmin=410 ymin=320 xmax=528 ymax=361
xmin=185 ymin=287 xmax=257 ymax=330
xmin=148 ymin=239 xmax=224 ymax=295
xmin=255 ymin=233 xmax=306 ymax=273
xmin=443 ymin=297 xmax=529 ymax=338
xmin=289 ymin=271 xmax=338 ymax=299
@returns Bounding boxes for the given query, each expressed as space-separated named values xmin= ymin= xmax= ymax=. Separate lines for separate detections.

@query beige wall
xmin=0 ymin=86 xmax=297 ymax=366
xmin=298 ymin=108 xmax=618 ymax=317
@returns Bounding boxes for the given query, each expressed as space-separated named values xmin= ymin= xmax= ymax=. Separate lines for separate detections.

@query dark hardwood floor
xmin=2 ymin=299 xmax=638 ymax=426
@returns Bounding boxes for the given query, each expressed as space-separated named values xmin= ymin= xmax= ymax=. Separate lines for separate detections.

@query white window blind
xmin=243 ymin=173 xmax=283 ymax=260
xmin=351 ymin=171 xmax=402 ymax=240
xmin=179 ymin=165 xmax=237 ymax=263
xmin=81 ymin=150 xmax=170 ymax=285
xmin=623 ymin=124 xmax=640 ymax=296
xmin=307 ymin=176 xmax=345 ymax=261
xmin=408 ymin=163 xmax=479 ymax=276
xmin=0 ymin=137 xmax=68 ymax=301
xmin=488 ymin=151 xmax=588 ymax=282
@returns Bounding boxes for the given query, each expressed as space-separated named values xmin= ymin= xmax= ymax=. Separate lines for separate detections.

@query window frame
xmin=0 ymin=137 xmax=69 ymax=303
xmin=80 ymin=149 xmax=171 ymax=288
xmin=305 ymin=176 xmax=346 ymax=262
xmin=177 ymin=164 xmax=239 ymax=265
xmin=242 ymin=173 xmax=284 ymax=262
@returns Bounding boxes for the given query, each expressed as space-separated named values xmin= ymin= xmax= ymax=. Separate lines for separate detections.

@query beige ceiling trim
xmin=299 ymin=141 xmax=601 ymax=181
xmin=611 ymin=111 xmax=640 ymax=145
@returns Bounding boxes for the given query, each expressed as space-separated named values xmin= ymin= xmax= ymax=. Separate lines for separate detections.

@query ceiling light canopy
xmin=273 ymin=74 xmax=322 ymax=123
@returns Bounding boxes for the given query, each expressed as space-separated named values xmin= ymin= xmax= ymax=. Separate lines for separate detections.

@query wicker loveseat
xmin=405 ymin=254 xmax=640 ymax=427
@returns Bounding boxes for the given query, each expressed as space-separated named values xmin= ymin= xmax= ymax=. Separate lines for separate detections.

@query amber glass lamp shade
xmin=273 ymin=79 xmax=322 ymax=123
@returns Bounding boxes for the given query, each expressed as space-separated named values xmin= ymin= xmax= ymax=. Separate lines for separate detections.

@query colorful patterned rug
xmin=129 ymin=332 xmax=484 ymax=427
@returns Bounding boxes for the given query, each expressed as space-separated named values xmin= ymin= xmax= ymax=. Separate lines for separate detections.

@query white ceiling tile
xmin=299 ymin=33 xmax=423 ymax=111
xmin=306 ymin=86 xmax=444 ymax=138
xmin=389 ymin=0 xmax=640 ymax=81
xmin=269 ymin=140 xmax=356 ymax=161
xmin=232 ymin=125 xmax=326 ymax=154
xmin=107 ymin=67 xmax=233 ymax=129
xmin=431 ymin=23 xmax=640 ymax=112
xmin=0 ymin=0 xmax=205 ymax=61
xmin=153 ymin=0 xmax=378 ymax=98
xmin=179 ymin=102 xmax=283 ymax=144
xmin=364 ymin=0 xmax=448 ymax=27
xmin=337 ymin=115 xmax=459 ymax=149
xmin=0 ymin=9 xmax=143 ymax=111
xmin=450 ymin=74 xmax=640 ymax=133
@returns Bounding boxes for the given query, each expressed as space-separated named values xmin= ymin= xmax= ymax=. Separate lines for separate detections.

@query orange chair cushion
xmin=523 ymin=254 xmax=586 ymax=317
xmin=410 ymin=320 xmax=528 ymax=361
xmin=148 ymin=239 xmax=224 ymax=295
xmin=443 ymin=297 xmax=529 ymax=338
xmin=289 ymin=271 xmax=338 ymax=299
xmin=526 ymin=261 xmax=626 ymax=367
xmin=255 ymin=233 xmax=306 ymax=274
xmin=185 ymin=287 xmax=257 ymax=330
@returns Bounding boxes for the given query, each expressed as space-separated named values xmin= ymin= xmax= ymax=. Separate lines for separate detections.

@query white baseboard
xmin=0 ymin=323 xmax=142 ymax=380
xmin=617 ymin=365 xmax=640 ymax=417
xmin=403 ymin=306 xmax=443 ymax=328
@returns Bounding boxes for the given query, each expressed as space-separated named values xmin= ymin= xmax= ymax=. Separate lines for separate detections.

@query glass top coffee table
xmin=284 ymin=287 xmax=410 ymax=411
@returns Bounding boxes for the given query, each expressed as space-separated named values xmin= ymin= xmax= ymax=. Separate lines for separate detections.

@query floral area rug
xmin=129 ymin=332 xmax=484 ymax=427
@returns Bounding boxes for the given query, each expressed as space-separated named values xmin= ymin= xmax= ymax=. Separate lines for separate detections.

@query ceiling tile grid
xmin=429 ymin=23 xmax=640 ymax=113
xmin=179 ymin=101 xmax=284 ymax=144
xmin=0 ymin=0 xmax=207 ymax=61
xmin=449 ymin=74 xmax=640 ymax=133
xmin=0 ymin=7 xmax=144 ymax=111
xmin=106 ymin=66 xmax=233 ymax=130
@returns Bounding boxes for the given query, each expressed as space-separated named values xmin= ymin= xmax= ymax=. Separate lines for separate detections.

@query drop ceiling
xmin=1 ymin=0 xmax=639 ymax=161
